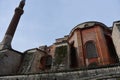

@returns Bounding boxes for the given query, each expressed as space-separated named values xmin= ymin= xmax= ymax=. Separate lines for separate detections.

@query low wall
xmin=0 ymin=66 xmax=120 ymax=80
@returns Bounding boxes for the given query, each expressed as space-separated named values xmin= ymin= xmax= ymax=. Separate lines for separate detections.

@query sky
xmin=0 ymin=0 xmax=120 ymax=52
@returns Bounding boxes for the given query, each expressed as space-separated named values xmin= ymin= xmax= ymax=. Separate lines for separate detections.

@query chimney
xmin=0 ymin=0 xmax=26 ymax=50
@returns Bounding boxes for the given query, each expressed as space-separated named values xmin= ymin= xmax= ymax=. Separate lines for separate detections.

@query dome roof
xmin=69 ymin=21 xmax=109 ymax=37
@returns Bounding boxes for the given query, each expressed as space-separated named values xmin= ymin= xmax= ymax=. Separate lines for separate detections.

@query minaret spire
xmin=0 ymin=0 xmax=26 ymax=50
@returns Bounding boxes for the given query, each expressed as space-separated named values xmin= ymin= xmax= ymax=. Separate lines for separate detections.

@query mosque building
xmin=0 ymin=0 xmax=120 ymax=76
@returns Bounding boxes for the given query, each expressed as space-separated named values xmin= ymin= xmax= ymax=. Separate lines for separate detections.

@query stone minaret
xmin=0 ymin=0 xmax=25 ymax=50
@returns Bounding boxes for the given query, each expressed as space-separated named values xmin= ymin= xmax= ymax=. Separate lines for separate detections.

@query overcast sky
xmin=0 ymin=0 xmax=120 ymax=52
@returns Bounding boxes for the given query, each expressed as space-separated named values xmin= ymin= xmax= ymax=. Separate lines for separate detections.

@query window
xmin=85 ymin=41 xmax=98 ymax=59
xmin=46 ymin=56 xmax=52 ymax=68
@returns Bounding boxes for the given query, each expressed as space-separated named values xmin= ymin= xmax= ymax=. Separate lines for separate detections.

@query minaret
xmin=0 ymin=0 xmax=25 ymax=50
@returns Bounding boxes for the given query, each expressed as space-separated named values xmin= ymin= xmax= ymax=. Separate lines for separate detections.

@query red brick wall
xmin=68 ymin=25 xmax=114 ymax=68
xmin=81 ymin=26 xmax=112 ymax=66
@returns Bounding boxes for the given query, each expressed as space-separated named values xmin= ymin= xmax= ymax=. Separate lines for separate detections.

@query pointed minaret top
xmin=19 ymin=0 xmax=26 ymax=9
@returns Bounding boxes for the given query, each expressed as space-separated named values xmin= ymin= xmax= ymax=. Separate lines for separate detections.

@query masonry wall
xmin=49 ymin=45 xmax=56 ymax=58
xmin=82 ymin=26 xmax=112 ymax=66
xmin=0 ymin=49 xmax=22 ymax=75
xmin=68 ymin=30 xmax=83 ymax=67
xmin=19 ymin=49 xmax=46 ymax=74
xmin=112 ymin=23 xmax=120 ymax=61
xmin=0 ymin=66 xmax=120 ymax=80
xmin=68 ymin=26 xmax=113 ymax=68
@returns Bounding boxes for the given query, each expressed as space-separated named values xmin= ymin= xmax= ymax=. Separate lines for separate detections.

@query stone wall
xmin=0 ymin=49 xmax=22 ymax=75
xmin=1 ymin=66 xmax=120 ymax=80
xmin=112 ymin=21 xmax=120 ymax=61
xmin=19 ymin=48 xmax=46 ymax=74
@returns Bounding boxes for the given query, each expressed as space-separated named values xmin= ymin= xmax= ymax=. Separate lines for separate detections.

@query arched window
xmin=45 ymin=55 xmax=52 ymax=69
xmin=85 ymin=41 xmax=98 ymax=59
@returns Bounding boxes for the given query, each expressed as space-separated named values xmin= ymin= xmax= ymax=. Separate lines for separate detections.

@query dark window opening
xmin=45 ymin=55 xmax=52 ymax=69
xmin=85 ymin=41 xmax=98 ymax=59
xmin=40 ymin=56 xmax=46 ymax=70
xmin=70 ymin=41 xmax=78 ymax=68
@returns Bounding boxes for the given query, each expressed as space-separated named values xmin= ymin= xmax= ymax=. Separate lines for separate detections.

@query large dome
xmin=69 ymin=21 xmax=109 ymax=36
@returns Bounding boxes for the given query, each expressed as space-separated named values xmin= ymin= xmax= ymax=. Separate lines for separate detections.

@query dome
xmin=69 ymin=21 xmax=109 ymax=37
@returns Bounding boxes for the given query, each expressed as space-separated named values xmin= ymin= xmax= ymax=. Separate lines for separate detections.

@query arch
xmin=85 ymin=41 xmax=98 ymax=59
xmin=39 ymin=56 xmax=46 ymax=70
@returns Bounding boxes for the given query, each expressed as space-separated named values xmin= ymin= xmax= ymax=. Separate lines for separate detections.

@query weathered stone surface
xmin=112 ymin=21 xmax=120 ymax=61
xmin=19 ymin=48 xmax=47 ymax=74
xmin=0 ymin=49 xmax=22 ymax=75
xmin=1 ymin=66 xmax=120 ymax=80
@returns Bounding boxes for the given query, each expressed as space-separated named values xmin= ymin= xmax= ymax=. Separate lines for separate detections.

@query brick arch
xmin=84 ymin=41 xmax=99 ymax=66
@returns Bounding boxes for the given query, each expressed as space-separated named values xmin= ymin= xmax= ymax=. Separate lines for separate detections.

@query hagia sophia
xmin=0 ymin=0 xmax=120 ymax=79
